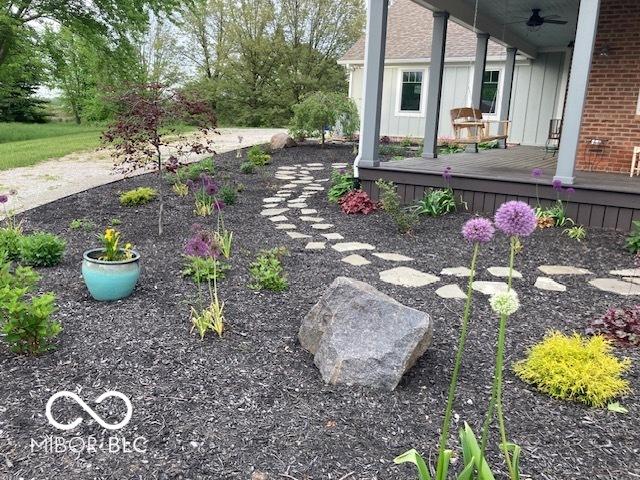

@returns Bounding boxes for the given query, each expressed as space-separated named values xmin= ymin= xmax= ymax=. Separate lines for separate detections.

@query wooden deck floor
xmin=375 ymin=145 xmax=639 ymax=194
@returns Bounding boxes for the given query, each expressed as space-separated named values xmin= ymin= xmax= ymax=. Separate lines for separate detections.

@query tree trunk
xmin=156 ymin=147 xmax=164 ymax=236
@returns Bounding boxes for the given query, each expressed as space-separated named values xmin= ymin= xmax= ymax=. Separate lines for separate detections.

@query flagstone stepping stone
xmin=624 ymin=277 xmax=640 ymax=285
xmin=278 ymin=166 xmax=297 ymax=170
xmin=275 ymin=175 xmax=296 ymax=180
xmin=534 ymin=277 xmax=567 ymax=292
xmin=269 ymin=215 xmax=289 ymax=222
xmin=292 ymin=180 xmax=313 ymax=184
xmin=372 ymin=252 xmax=414 ymax=262
xmin=436 ymin=284 xmax=466 ymax=299
xmin=472 ymin=281 xmax=509 ymax=295
xmin=487 ymin=267 xmax=523 ymax=279
xmin=263 ymin=197 xmax=284 ymax=203
xmin=298 ymin=176 xmax=315 ymax=181
xmin=306 ymin=163 xmax=323 ymax=166
xmin=538 ymin=265 xmax=592 ymax=275
xmin=287 ymin=231 xmax=311 ymax=239
xmin=341 ymin=254 xmax=371 ymax=266
xmin=300 ymin=216 xmax=325 ymax=222
xmin=379 ymin=267 xmax=439 ymax=287
xmin=275 ymin=192 xmax=293 ymax=197
xmin=304 ymin=186 xmax=325 ymax=191
xmin=610 ymin=268 xmax=640 ymax=277
xmin=287 ymin=203 xmax=308 ymax=208
xmin=311 ymin=224 xmax=334 ymax=230
xmin=588 ymin=278 xmax=640 ymax=295
xmin=317 ymin=178 xmax=330 ymax=182
xmin=332 ymin=242 xmax=376 ymax=253
xmin=305 ymin=242 xmax=326 ymax=250
xmin=275 ymin=224 xmax=296 ymax=230
xmin=308 ymin=167 xmax=324 ymax=171
xmin=441 ymin=267 xmax=472 ymax=277
xmin=322 ymin=233 xmax=344 ymax=240
xmin=332 ymin=163 xmax=348 ymax=168
xmin=261 ymin=208 xmax=289 ymax=216
xmin=301 ymin=209 xmax=317 ymax=215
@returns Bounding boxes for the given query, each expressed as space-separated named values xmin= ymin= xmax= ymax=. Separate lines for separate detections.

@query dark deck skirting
xmin=358 ymin=147 xmax=640 ymax=232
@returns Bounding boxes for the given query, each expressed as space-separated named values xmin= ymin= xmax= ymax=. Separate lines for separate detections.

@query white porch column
xmin=422 ymin=11 xmax=449 ymax=159
xmin=498 ymin=47 xmax=517 ymax=147
xmin=354 ymin=0 xmax=389 ymax=172
xmin=554 ymin=0 xmax=601 ymax=185
xmin=471 ymin=33 xmax=490 ymax=108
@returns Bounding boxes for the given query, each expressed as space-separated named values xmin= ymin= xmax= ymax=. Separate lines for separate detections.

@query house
xmin=348 ymin=0 xmax=640 ymax=231
xmin=339 ymin=0 xmax=570 ymax=147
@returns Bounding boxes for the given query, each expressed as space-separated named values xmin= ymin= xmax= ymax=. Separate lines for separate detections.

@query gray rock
xmin=298 ymin=277 xmax=433 ymax=390
xmin=270 ymin=133 xmax=296 ymax=150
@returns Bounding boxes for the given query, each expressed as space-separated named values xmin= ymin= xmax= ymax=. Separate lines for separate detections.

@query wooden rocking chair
xmin=450 ymin=107 xmax=510 ymax=152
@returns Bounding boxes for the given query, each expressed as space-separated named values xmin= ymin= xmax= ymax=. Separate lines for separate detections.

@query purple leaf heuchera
xmin=462 ymin=217 xmax=495 ymax=244
xmin=494 ymin=201 xmax=537 ymax=237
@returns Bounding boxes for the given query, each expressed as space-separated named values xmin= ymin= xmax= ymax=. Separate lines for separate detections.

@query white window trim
xmin=636 ymin=88 xmax=640 ymax=115
xmin=467 ymin=65 xmax=504 ymax=120
xmin=395 ymin=68 xmax=427 ymax=117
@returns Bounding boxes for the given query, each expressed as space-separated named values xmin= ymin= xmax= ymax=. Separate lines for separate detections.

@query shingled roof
xmin=340 ymin=0 xmax=505 ymax=62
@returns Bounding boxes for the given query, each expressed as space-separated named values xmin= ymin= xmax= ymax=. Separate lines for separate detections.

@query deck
xmin=358 ymin=145 xmax=640 ymax=231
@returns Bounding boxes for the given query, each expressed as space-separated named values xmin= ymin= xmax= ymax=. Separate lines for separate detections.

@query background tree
xmin=290 ymin=91 xmax=359 ymax=144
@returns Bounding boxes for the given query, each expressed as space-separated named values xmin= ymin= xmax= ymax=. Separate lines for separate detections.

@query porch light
xmin=597 ymin=44 xmax=610 ymax=57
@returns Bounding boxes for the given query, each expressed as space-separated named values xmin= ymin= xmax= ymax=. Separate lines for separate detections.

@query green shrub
xmin=169 ymin=157 xmax=216 ymax=184
xmin=0 ymin=259 xmax=60 ymax=354
xmin=247 ymin=145 xmax=271 ymax=166
xmin=240 ymin=162 xmax=255 ymax=174
xmin=379 ymin=144 xmax=407 ymax=157
xmin=327 ymin=168 xmax=356 ymax=203
xmin=289 ymin=91 xmax=359 ymax=143
xmin=19 ymin=233 xmax=66 ymax=267
xmin=411 ymin=188 xmax=457 ymax=217
xmin=513 ymin=331 xmax=631 ymax=407
xmin=249 ymin=248 xmax=288 ymax=292
xmin=626 ymin=220 xmax=640 ymax=253
xmin=69 ymin=218 xmax=95 ymax=231
xmin=375 ymin=179 xmax=419 ymax=234
xmin=0 ymin=226 xmax=24 ymax=260
xmin=181 ymin=256 xmax=229 ymax=283
xmin=119 ymin=187 xmax=158 ymax=206
xmin=219 ymin=185 xmax=238 ymax=205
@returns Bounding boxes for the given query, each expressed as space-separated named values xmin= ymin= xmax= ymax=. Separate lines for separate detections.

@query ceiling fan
xmin=525 ymin=8 xmax=568 ymax=28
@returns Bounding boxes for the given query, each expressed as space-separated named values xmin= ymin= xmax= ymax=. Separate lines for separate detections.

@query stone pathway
xmin=261 ymin=163 xmax=640 ymax=298
xmin=1 ymin=127 xmax=286 ymax=216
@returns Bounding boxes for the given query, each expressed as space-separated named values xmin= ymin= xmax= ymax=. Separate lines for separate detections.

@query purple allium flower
xmin=531 ymin=168 xmax=542 ymax=178
xmin=494 ymin=201 xmax=537 ymax=237
xmin=462 ymin=217 xmax=495 ymax=244
xmin=184 ymin=237 xmax=211 ymax=257
xmin=213 ymin=199 xmax=225 ymax=211
xmin=552 ymin=179 xmax=563 ymax=191
xmin=442 ymin=167 xmax=453 ymax=182
xmin=339 ymin=168 xmax=346 ymax=174
xmin=0 ymin=194 xmax=7 ymax=204
xmin=566 ymin=187 xmax=575 ymax=195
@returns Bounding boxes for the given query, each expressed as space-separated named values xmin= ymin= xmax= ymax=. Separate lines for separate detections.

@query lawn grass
xmin=0 ymin=122 xmax=196 ymax=171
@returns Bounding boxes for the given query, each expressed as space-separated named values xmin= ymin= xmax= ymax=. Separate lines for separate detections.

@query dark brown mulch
xmin=1 ymin=144 xmax=638 ymax=480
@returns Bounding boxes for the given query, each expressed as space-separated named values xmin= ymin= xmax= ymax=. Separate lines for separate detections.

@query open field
xmin=0 ymin=122 xmax=196 ymax=171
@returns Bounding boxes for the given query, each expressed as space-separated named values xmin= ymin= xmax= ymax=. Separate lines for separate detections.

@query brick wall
xmin=576 ymin=0 xmax=640 ymax=173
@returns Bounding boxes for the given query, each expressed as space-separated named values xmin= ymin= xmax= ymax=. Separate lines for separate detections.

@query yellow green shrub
xmin=119 ymin=187 xmax=157 ymax=206
xmin=513 ymin=331 xmax=631 ymax=407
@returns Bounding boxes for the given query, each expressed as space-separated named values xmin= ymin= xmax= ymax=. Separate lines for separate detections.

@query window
xmin=400 ymin=71 xmax=423 ymax=112
xmin=636 ymin=88 xmax=640 ymax=115
xmin=480 ymin=70 xmax=500 ymax=114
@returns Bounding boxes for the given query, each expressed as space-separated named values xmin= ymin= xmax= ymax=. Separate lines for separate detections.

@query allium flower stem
xmin=480 ymin=236 xmax=517 ymax=478
xmin=437 ymin=242 xmax=480 ymax=460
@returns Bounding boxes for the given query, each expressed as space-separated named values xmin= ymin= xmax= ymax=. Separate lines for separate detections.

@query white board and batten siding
xmin=348 ymin=51 xmax=568 ymax=147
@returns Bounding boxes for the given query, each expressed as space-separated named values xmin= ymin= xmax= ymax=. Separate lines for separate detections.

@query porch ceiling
xmin=412 ymin=0 xmax=579 ymax=58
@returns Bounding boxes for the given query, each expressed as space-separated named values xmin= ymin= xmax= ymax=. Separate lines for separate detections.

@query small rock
xmin=269 ymin=215 xmax=288 ymax=222
xmin=251 ymin=472 xmax=269 ymax=480
xmin=311 ymin=223 xmax=334 ymax=230
xmin=270 ymin=132 xmax=296 ymax=150
xmin=322 ymin=233 xmax=344 ymax=241
xmin=300 ymin=216 xmax=325 ymax=222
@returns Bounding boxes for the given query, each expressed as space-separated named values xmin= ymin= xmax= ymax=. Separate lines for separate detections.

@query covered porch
xmin=359 ymin=145 xmax=640 ymax=230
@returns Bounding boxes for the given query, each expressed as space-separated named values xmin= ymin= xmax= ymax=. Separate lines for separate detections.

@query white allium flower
xmin=489 ymin=290 xmax=519 ymax=316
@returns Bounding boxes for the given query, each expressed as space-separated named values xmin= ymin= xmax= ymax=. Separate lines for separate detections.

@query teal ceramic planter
xmin=82 ymin=248 xmax=140 ymax=301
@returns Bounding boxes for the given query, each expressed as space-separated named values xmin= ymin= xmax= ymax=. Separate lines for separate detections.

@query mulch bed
xmin=1 ymin=143 xmax=638 ymax=480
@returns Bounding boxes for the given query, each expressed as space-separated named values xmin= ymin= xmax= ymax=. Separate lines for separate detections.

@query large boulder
xmin=270 ymin=133 xmax=296 ymax=150
xmin=298 ymin=277 xmax=433 ymax=390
